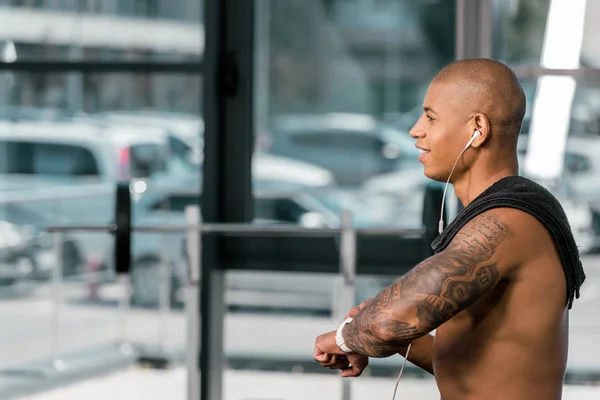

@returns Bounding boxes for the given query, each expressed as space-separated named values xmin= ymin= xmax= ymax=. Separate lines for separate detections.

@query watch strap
xmin=335 ymin=317 xmax=353 ymax=353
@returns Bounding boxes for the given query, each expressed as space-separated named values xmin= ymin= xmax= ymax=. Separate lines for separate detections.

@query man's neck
xmin=453 ymin=167 xmax=518 ymax=208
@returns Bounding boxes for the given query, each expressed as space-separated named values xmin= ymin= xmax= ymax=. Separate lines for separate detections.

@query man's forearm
xmin=342 ymin=219 xmax=504 ymax=358
xmin=342 ymin=283 xmax=424 ymax=358
xmin=398 ymin=334 xmax=434 ymax=375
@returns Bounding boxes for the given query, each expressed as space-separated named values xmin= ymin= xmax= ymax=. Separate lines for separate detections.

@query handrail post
xmin=116 ymin=273 xmax=133 ymax=355
xmin=50 ymin=231 xmax=65 ymax=372
xmin=185 ymin=205 xmax=202 ymax=400
xmin=336 ymin=209 xmax=356 ymax=400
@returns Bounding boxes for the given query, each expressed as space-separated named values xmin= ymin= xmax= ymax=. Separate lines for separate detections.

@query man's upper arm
xmin=399 ymin=208 xmax=518 ymax=333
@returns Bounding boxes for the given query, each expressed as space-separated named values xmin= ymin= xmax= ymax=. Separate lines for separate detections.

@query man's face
xmin=409 ymin=81 xmax=472 ymax=182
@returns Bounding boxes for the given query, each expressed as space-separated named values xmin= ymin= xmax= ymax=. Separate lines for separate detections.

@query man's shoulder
xmin=433 ymin=175 xmax=574 ymax=260
xmin=487 ymin=207 xmax=551 ymax=246
xmin=460 ymin=175 xmax=570 ymax=243
xmin=447 ymin=207 xmax=552 ymax=272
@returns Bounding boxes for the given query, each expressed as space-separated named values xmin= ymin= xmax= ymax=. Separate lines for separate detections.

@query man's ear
xmin=470 ymin=113 xmax=490 ymax=148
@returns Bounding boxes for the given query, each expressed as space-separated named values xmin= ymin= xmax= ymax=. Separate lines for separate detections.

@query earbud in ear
xmin=464 ymin=130 xmax=481 ymax=149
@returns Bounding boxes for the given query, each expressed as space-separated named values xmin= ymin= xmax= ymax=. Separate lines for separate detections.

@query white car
xmin=115 ymin=157 xmax=338 ymax=310
xmin=125 ymin=182 xmax=418 ymax=312
xmin=0 ymin=119 xmax=199 ymax=276
xmin=94 ymin=110 xmax=204 ymax=164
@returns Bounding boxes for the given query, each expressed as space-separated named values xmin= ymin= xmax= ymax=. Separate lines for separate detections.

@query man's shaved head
xmin=432 ymin=58 xmax=526 ymax=147
xmin=410 ymin=58 xmax=526 ymax=184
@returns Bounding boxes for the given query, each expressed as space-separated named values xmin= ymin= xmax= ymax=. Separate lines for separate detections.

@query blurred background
xmin=0 ymin=0 xmax=599 ymax=399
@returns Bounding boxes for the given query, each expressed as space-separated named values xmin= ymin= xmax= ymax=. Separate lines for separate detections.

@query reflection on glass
xmin=0 ymin=71 xmax=201 ymax=397
xmin=516 ymin=111 xmax=600 ymax=256
xmin=254 ymin=0 xmax=454 ymax=234
xmin=520 ymin=79 xmax=600 ymax=138
xmin=494 ymin=0 xmax=600 ymax=68
xmin=0 ymin=73 xmax=201 ymax=114
xmin=518 ymin=78 xmax=600 ymax=226
xmin=0 ymin=0 xmax=203 ymax=61
xmin=248 ymin=0 xmax=456 ymax=396
xmin=493 ymin=0 xmax=549 ymax=64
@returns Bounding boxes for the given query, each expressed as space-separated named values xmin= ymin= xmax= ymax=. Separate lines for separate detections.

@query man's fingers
xmin=340 ymin=367 xmax=361 ymax=378
xmin=322 ymin=354 xmax=343 ymax=368
xmin=313 ymin=346 xmax=332 ymax=364
xmin=340 ymin=353 xmax=369 ymax=378
xmin=340 ymin=362 xmax=366 ymax=378
xmin=315 ymin=352 xmax=332 ymax=363
xmin=324 ymin=355 xmax=349 ymax=369
xmin=330 ymin=359 xmax=350 ymax=370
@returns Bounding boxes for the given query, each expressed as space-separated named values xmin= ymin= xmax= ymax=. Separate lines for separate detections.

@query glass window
xmin=254 ymin=197 xmax=309 ymax=223
xmin=519 ymin=78 xmax=600 ymax=138
xmin=0 ymin=71 xmax=201 ymax=181
xmin=0 ymin=72 xmax=201 ymax=113
xmin=149 ymin=194 xmax=198 ymax=211
xmin=260 ymin=0 xmax=455 ymax=118
xmin=564 ymin=152 xmax=592 ymax=175
xmin=493 ymin=0 xmax=551 ymax=64
xmin=494 ymin=0 xmax=600 ymax=68
xmin=0 ymin=0 xmax=202 ymax=61
xmin=251 ymin=1 xmax=455 ymax=394
xmin=290 ymin=132 xmax=341 ymax=147
xmin=254 ymin=0 xmax=451 ymax=205
xmin=146 ymin=193 xmax=314 ymax=225
xmin=0 ymin=141 xmax=100 ymax=176
xmin=0 ymin=71 xmax=201 ymax=399
xmin=518 ymin=75 xmax=600 ymax=208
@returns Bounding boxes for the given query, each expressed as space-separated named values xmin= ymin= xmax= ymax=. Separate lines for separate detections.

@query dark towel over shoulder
xmin=431 ymin=175 xmax=586 ymax=309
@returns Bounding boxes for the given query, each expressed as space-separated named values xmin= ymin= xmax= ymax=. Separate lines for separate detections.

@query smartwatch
xmin=335 ymin=317 xmax=354 ymax=353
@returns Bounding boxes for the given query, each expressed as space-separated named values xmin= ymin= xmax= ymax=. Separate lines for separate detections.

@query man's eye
xmin=427 ymin=115 xmax=434 ymax=121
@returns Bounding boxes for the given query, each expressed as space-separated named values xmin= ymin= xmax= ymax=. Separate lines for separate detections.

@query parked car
xmin=94 ymin=110 xmax=204 ymax=164
xmin=0 ymin=119 xmax=198 ymax=276
xmin=120 ymin=175 xmax=398 ymax=311
xmin=260 ymin=113 xmax=421 ymax=186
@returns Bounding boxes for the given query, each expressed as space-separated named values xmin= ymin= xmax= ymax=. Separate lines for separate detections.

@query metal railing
xmin=47 ymin=223 xmax=426 ymax=236
xmin=35 ymin=181 xmax=443 ymax=400
xmin=42 ymin=211 xmax=426 ymax=400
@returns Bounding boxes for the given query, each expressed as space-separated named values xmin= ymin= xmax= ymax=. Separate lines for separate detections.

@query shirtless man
xmin=313 ymin=58 xmax=585 ymax=399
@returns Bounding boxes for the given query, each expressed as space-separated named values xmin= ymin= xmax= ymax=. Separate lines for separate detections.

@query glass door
xmin=0 ymin=1 xmax=203 ymax=399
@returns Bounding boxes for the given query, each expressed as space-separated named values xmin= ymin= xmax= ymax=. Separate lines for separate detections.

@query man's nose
xmin=409 ymin=119 xmax=425 ymax=139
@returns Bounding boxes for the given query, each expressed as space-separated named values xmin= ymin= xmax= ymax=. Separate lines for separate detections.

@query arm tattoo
xmin=344 ymin=212 xmax=508 ymax=357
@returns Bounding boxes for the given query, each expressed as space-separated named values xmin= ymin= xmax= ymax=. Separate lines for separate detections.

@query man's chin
xmin=423 ymin=168 xmax=446 ymax=183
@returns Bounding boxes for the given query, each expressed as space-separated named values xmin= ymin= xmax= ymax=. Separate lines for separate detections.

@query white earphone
xmin=438 ymin=130 xmax=481 ymax=234
xmin=393 ymin=131 xmax=481 ymax=398
xmin=465 ymin=129 xmax=481 ymax=149
xmin=393 ymin=130 xmax=482 ymax=398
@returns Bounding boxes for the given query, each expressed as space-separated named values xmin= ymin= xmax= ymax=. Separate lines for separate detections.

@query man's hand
xmin=340 ymin=352 xmax=369 ymax=377
xmin=313 ymin=298 xmax=375 ymax=377
xmin=313 ymin=331 xmax=369 ymax=377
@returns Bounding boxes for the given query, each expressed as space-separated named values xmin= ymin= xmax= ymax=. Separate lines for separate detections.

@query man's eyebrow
xmin=423 ymin=106 xmax=437 ymax=115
